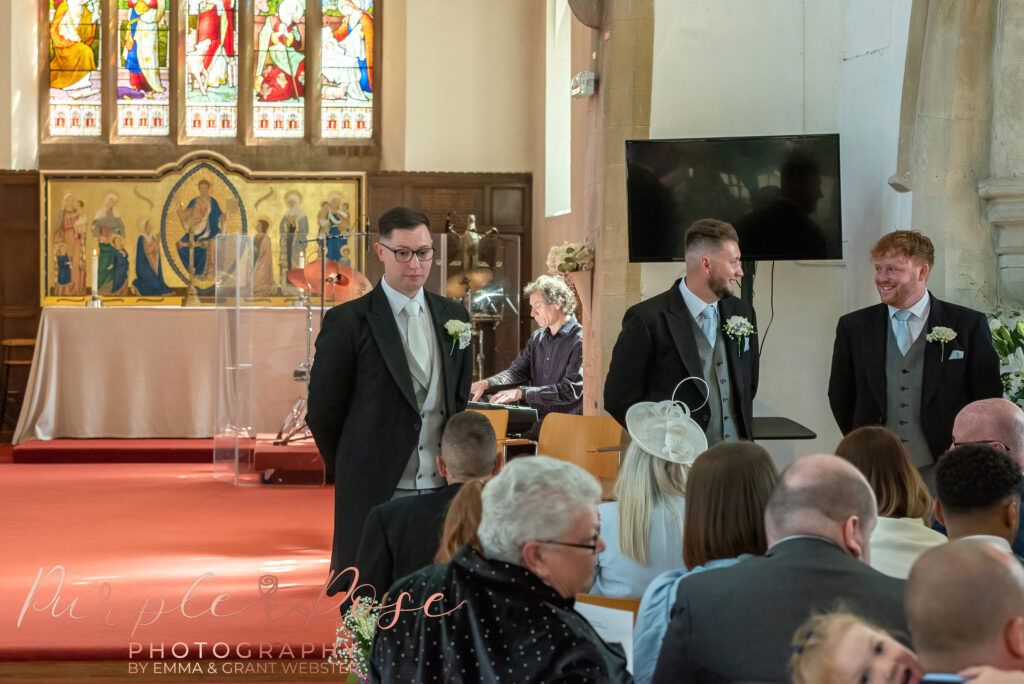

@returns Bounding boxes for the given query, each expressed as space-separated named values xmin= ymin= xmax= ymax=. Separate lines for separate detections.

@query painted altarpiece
xmin=40 ymin=151 xmax=367 ymax=306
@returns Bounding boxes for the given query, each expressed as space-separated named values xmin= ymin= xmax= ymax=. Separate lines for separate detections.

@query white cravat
xmin=405 ymin=300 xmax=430 ymax=385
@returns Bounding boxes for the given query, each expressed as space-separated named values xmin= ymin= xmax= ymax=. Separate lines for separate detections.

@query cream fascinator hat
xmin=625 ymin=378 xmax=709 ymax=465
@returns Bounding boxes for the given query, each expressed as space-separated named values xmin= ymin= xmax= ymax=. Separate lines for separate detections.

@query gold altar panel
xmin=40 ymin=151 xmax=365 ymax=306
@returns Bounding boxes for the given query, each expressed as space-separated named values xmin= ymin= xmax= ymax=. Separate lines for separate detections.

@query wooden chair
xmin=1 ymin=338 xmax=35 ymax=428
xmin=468 ymin=407 xmax=535 ymax=464
xmin=470 ymin=406 xmax=510 ymax=439
xmin=575 ymin=593 xmax=642 ymax=625
xmin=536 ymin=414 xmax=625 ymax=499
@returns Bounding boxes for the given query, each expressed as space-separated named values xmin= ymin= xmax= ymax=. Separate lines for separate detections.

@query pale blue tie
xmin=700 ymin=304 xmax=717 ymax=345
xmin=893 ymin=309 xmax=913 ymax=356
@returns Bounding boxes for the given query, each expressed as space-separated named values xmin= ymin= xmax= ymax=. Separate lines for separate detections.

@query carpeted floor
xmin=0 ymin=461 xmax=351 ymax=682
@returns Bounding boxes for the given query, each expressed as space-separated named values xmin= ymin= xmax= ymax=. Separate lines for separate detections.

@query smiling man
xmin=307 ymin=206 xmax=472 ymax=593
xmin=604 ymin=218 xmax=758 ymax=444
xmin=828 ymin=230 xmax=1001 ymax=487
xmin=469 ymin=275 xmax=583 ymax=438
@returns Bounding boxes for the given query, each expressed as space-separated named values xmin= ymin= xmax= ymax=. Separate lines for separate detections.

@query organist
xmin=469 ymin=275 xmax=583 ymax=439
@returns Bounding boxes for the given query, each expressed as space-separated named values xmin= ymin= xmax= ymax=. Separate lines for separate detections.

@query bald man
xmin=908 ymin=538 xmax=1024 ymax=675
xmin=651 ymin=454 xmax=907 ymax=684
xmin=947 ymin=399 xmax=1024 ymax=556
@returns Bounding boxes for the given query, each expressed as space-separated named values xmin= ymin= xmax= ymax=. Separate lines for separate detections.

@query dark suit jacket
xmin=828 ymin=293 xmax=1002 ymax=460
xmin=651 ymin=537 xmax=908 ymax=684
xmin=353 ymin=483 xmax=462 ymax=597
xmin=306 ymin=283 xmax=472 ymax=590
xmin=604 ymin=280 xmax=758 ymax=438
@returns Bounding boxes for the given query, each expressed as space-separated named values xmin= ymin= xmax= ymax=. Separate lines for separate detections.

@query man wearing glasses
xmin=308 ymin=206 xmax=472 ymax=594
xmin=946 ymin=398 xmax=1024 ymax=556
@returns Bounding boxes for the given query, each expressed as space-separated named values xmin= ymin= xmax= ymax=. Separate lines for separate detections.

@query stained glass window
xmin=185 ymin=0 xmax=238 ymax=138
xmin=320 ymin=0 xmax=373 ymax=139
xmin=117 ymin=0 xmax=170 ymax=136
xmin=49 ymin=0 xmax=103 ymax=137
xmin=253 ymin=0 xmax=306 ymax=139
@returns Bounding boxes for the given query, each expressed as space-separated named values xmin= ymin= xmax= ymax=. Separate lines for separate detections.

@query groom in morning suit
xmin=307 ymin=206 xmax=472 ymax=594
xmin=828 ymin=230 xmax=1001 ymax=486
xmin=604 ymin=218 xmax=758 ymax=444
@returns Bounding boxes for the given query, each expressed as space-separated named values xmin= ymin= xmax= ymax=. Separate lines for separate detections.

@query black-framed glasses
xmin=379 ymin=242 xmax=434 ymax=263
xmin=539 ymin=539 xmax=600 ymax=553
xmin=951 ymin=439 xmax=1011 ymax=452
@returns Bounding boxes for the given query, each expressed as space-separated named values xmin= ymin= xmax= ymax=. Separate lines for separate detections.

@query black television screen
xmin=626 ymin=134 xmax=842 ymax=262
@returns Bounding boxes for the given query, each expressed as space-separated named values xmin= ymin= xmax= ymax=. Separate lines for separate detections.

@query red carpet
xmin=0 ymin=462 xmax=347 ymax=665
xmin=13 ymin=439 xmax=215 ymax=464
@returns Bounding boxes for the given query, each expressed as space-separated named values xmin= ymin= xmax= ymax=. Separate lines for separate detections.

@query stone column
xmin=583 ymin=0 xmax=651 ymax=416
xmin=980 ymin=0 xmax=1024 ymax=307
xmin=902 ymin=0 xmax=999 ymax=311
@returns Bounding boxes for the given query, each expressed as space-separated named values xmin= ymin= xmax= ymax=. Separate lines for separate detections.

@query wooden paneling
xmin=367 ymin=171 xmax=533 ymax=376
xmin=0 ymin=172 xmax=41 ymax=433
xmin=0 ymin=172 xmax=41 ymax=340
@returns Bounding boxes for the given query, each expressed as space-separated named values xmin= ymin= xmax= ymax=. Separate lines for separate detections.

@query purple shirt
xmin=486 ymin=315 xmax=583 ymax=415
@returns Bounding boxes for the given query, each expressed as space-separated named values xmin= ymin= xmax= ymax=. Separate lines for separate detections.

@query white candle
xmin=298 ymin=247 xmax=305 ymax=268
xmin=90 ymin=248 xmax=99 ymax=296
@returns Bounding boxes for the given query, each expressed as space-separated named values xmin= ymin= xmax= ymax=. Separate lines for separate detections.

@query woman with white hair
xmin=591 ymin=395 xmax=705 ymax=597
xmin=369 ymin=456 xmax=631 ymax=683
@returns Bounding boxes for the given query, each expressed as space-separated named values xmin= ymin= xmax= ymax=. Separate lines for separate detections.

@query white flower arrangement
xmin=328 ymin=596 xmax=382 ymax=683
xmin=444 ymin=319 xmax=472 ymax=355
xmin=990 ymin=312 xmax=1024 ymax=410
xmin=722 ymin=315 xmax=755 ymax=357
xmin=925 ymin=325 xmax=957 ymax=363
xmin=546 ymin=241 xmax=595 ymax=274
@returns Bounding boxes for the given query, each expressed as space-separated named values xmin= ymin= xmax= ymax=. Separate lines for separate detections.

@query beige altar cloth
xmin=13 ymin=307 xmax=320 ymax=444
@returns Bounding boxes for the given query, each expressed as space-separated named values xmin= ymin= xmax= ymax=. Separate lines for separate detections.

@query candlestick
xmin=90 ymin=248 xmax=99 ymax=296
xmin=87 ymin=247 xmax=102 ymax=308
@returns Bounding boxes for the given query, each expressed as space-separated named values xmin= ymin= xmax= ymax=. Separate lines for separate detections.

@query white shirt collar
xmin=678 ymin=278 xmax=717 ymax=322
xmin=962 ymin=534 xmax=1013 ymax=553
xmin=380 ymin=276 xmax=427 ymax=318
xmin=887 ymin=290 xmax=930 ymax=320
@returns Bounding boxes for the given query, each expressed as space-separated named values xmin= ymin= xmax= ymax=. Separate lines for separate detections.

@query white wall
xmin=402 ymin=0 xmax=538 ymax=172
xmin=648 ymin=0 xmax=912 ymax=466
xmin=0 ymin=1 xmax=39 ymax=169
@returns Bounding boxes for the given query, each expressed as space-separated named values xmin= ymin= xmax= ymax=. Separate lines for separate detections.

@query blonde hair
xmin=614 ymin=441 xmax=687 ymax=565
xmin=790 ymin=612 xmax=870 ymax=684
xmin=435 ymin=477 xmax=490 ymax=564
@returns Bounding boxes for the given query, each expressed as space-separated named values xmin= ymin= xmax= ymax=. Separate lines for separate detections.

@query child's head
xmin=790 ymin=612 xmax=921 ymax=684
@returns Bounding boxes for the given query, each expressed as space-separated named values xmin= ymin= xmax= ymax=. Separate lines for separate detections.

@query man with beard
xmin=605 ymin=218 xmax=758 ymax=445
xmin=828 ymin=231 xmax=1001 ymax=489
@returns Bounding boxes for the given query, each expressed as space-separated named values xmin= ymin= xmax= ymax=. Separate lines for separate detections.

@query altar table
xmin=13 ymin=307 xmax=319 ymax=444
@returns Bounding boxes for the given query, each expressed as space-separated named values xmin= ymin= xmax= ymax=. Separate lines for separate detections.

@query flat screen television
xmin=626 ymin=134 xmax=842 ymax=262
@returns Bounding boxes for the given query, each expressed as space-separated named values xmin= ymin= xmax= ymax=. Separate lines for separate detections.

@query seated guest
xmin=369 ymin=456 xmax=631 ymax=683
xmin=434 ymin=475 xmax=490 ymax=563
xmin=469 ymin=275 xmax=583 ymax=438
xmin=591 ymin=398 xmax=699 ymax=598
xmin=651 ymin=453 xmax=907 ymax=684
xmin=907 ymin=538 xmax=1024 ymax=676
xmin=935 ymin=443 xmax=1023 ymax=558
xmin=353 ymin=411 xmax=499 ymax=597
xmin=835 ymin=426 xmax=946 ymax=578
xmin=949 ymin=398 xmax=1024 ymax=555
xmin=789 ymin=612 xmax=922 ymax=684
xmin=632 ymin=441 xmax=777 ymax=684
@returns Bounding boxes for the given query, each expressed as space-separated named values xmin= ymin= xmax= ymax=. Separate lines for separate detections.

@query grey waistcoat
xmin=885 ymin=324 xmax=932 ymax=468
xmin=688 ymin=314 xmax=739 ymax=446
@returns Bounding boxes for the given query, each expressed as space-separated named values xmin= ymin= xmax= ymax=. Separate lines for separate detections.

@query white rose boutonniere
xmin=722 ymin=315 xmax=755 ymax=357
xmin=925 ymin=326 xmax=957 ymax=362
xmin=444 ymin=319 xmax=472 ymax=356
